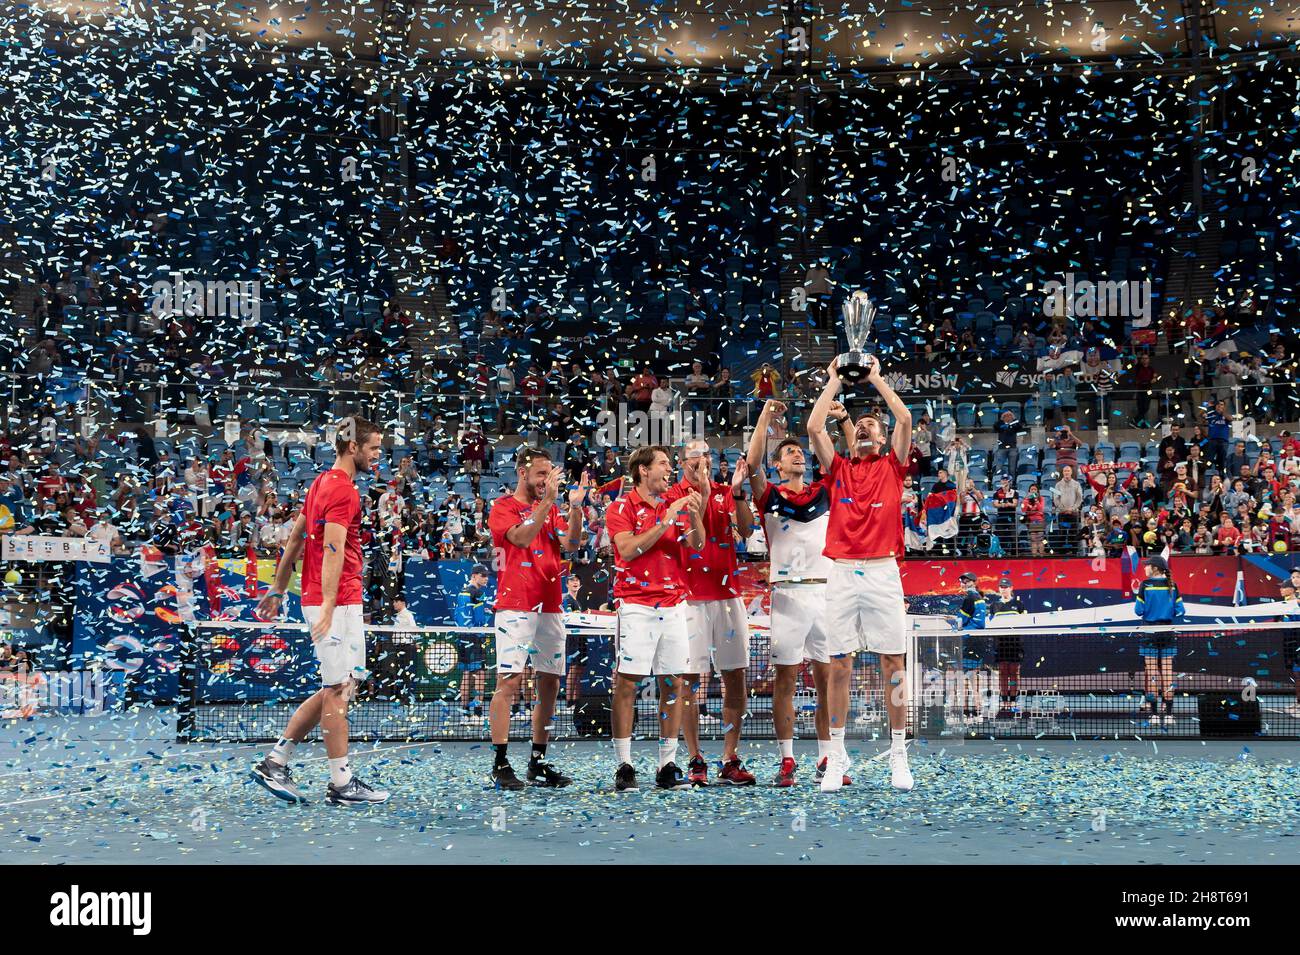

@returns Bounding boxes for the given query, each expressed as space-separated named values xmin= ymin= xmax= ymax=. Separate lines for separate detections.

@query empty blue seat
xmin=1119 ymin=442 xmax=1141 ymax=463
xmin=956 ymin=403 xmax=978 ymax=429
xmin=977 ymin=404 xmax=999 ymax=428
xmin=1023 ymin=400 xmax=1044 ymax=425
xmin=994 ymin=324 xmax=1015 ymax=348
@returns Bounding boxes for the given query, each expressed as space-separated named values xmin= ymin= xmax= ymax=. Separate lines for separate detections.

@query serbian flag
xmin=595 ymin=476 xmax=628 ymax=499
xmin=904 ymin=508 xmax=927 ymax=551
xmin=1120 ymin=545 xmax=1142 ymax=596
xmin=923 ymin=486 xmax=959 ymax=546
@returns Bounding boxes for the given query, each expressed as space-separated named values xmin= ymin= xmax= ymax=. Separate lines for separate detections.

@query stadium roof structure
xmin=18 ymin=0 xmax=1300 ymax=79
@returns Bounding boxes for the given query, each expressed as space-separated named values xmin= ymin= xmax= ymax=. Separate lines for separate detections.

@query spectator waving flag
xmin=904 ymin=508 xmax=926 ymax=551
xmin=924 ymin=486 xmax=960 ymax=546
xmin=1120 ymin=545 xmax=1142 ymax=596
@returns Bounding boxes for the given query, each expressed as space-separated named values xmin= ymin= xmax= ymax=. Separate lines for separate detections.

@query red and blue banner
xmin=72 ymin=551 xmax=1300 ymax=703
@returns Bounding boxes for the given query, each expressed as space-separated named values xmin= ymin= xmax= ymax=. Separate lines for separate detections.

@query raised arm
xmin=865 ymin=356 xmax=912 ymax=465
xmin=807 ymin=359 xmax=842 ymax=473
xmin=561 ymin=471 xmax=590 ymax=552
xmin=731 ymin=458 xmax=754 ymax=539
xmin=683 ymin=490 xmax=706 ymax=550
xmin=746 ymin=399 xmax=784 ymax=501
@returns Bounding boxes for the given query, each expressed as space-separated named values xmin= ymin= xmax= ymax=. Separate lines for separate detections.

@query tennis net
xmin=178 ymin=618 xmax=1300 ymax=742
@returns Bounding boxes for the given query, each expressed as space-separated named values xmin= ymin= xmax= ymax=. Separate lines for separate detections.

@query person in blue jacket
xmin=452 ymin=564 xmax=492 ymax=717
xmin=954 ymin=571 xmax=992 ymax=719
xmin=1134 ymin=555 xmax=1185 ymax=728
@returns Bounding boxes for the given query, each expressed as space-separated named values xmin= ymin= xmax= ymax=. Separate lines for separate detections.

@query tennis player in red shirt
xmin=485 ymin=447 xmax=589 ymax=790
xmin=807 ymin=355 xmax=915 ymax=792
xmin=666 ymin=438 xmax=756 ymax=785
xmin=251 ymin=416 xmax=390 ymax=807
xmin=605 ymin=445 xmax=705 ymax=791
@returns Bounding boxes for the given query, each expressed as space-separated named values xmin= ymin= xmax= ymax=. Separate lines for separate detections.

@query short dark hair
xmin=516 ymin=447 xmax=551 ymax=471
xmin=335 ymin=416 xmax=381 ymax=454
xmin=628 ymin=445 xmax=669 ymax=484
xmin=774 ymin=437 xmax=802 ymax=458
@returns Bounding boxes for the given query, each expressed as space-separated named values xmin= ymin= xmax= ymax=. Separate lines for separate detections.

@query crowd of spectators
xmin=1 ymin=395 xmax=1294 ymax=613
xmin=2 ymin=265 xmax=1297 ymax=605
xmin=899 ymin=414 xmax=1300 ymax=559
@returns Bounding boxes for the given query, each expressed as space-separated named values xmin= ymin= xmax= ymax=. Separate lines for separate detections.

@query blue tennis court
xmin=2 ymin=710 xmax=1296 ymax=865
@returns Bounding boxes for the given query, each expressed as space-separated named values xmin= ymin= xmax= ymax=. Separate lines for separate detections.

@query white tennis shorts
xmin=769 ymin=582 xmax=857 ymax=664
xmin=302 ymin=603 xmax=367 ymax=687
xmin=615 ymin=602 xmax=690 ymax=676
xmin=685 ymin=597 xmax=750 ymax=674
xmin=825 ymin=558 xmax=908 ymax=656
xmin=493 ymin=610 xmax=566 ymax=676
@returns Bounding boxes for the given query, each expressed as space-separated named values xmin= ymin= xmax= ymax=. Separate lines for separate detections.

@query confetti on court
xmin=2 ymin=712 xmax=1299 ymax=863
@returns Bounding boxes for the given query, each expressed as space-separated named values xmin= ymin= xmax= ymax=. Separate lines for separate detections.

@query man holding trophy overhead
xmin=805 ymin=291 xmax=915 ymax=792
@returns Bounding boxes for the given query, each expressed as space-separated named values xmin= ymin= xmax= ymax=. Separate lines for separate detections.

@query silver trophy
xmin=837 ymin=291 xmax=877 ymax=384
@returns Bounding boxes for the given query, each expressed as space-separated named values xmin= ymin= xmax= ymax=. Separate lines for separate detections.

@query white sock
xmin=328 ymin=756 xmax=352 ymax=788
xmin=268 ymin=737 xmax=296 ymax=766
xmin=658 ymin=739 xmax=678 ymax=770
xmin=613 ymin=737 xmax=632 ymax=766
xmin=817 ymin=739 xmax=829 ymax=761
xmin=891 ymin=729 xmax=907 ymax=753
xmin=778 ymin=739 xmax=794 ymax=759
xmin=829 ymin=727 xmax=846 ymax=759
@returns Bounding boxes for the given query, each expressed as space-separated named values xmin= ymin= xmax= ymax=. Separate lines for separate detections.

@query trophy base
xmin=837 ymin=351 xmax=873 ymax=384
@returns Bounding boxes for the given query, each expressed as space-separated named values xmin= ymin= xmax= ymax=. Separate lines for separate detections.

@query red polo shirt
xmin=488 ymin=494 xmax=568 ymax=613
xmin=664 ymin=478 xmax=739 ymax=601
xmin=605 ymin=486 xmax=692 ymax=607
xmin=823 ymin=452 xmax=906 ymax=561
xmin=300 ymin=468 xmax=363 ymax=607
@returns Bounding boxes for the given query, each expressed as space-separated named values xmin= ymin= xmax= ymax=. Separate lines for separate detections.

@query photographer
xmin=1020 ymin=483 xmax=1046 ymax=557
